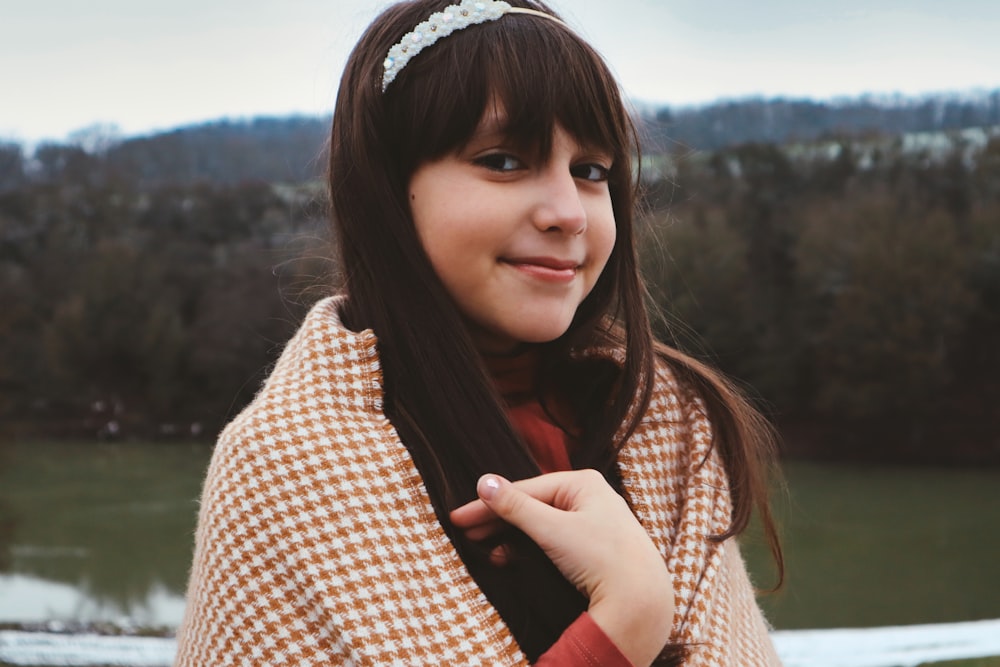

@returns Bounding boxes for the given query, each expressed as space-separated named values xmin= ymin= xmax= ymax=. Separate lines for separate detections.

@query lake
xmin=0 ymin=441 xmax=209 ymax=628
xmin=1 ymin=440 xmax=998 ymax=631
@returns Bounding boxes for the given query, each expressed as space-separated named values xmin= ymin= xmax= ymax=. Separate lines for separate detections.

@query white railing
xmin=773 ymin=619 xmax=1000 ymax=667
xmin=1 ymin=618 xmax=999 ymax=666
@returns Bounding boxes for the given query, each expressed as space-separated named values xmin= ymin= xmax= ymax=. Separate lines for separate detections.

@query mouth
xmin=500 ymin=256 xmax=581 ymax=283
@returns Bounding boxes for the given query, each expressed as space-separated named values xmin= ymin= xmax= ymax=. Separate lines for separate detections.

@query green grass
xmin=743 ymin=461 xmax=1000 ymax=629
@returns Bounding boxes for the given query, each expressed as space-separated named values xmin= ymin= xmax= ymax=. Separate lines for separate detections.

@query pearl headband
xmin=382 ymin=0 xmax=565 ymax=92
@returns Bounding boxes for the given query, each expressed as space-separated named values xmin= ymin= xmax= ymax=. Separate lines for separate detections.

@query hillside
xmin=3 ymin=89 xmax=998 ymax=188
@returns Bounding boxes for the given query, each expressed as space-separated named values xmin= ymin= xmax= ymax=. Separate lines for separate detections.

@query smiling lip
xmin=502 ymin=257 xmax=580 ymax=283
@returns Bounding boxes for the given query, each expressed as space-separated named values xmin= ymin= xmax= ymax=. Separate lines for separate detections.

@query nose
xmin=530 ymin=167 xmax=587 ymax=235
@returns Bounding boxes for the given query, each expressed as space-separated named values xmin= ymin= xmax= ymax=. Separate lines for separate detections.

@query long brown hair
xmin=328 ymin=1 xmax=781 ymax=661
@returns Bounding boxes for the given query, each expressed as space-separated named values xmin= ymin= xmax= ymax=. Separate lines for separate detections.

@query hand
xmin=450 ymin=470 xmax=675 ymax=666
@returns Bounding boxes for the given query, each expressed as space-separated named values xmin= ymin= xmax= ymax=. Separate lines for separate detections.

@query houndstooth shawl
xmin=175 ymin=297 xmax=781 ymax=666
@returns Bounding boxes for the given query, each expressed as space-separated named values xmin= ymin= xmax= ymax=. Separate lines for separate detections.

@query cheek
xmin=594 ymin=209 xmax=617 ymax=269
xmin=408 ymin=186 xmax=445 ymax=258
xmin=604 ymin=220 xmax=617 ymax=260
xmin=408 ymin=200 xmax=476 ymax=291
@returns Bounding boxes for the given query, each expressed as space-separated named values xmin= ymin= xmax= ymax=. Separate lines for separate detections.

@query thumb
xmin=476 ymin=474 xmax=557 ymax=540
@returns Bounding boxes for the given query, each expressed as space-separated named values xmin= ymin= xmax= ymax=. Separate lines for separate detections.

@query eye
xmin=474 ymin=153 xmax=524 ymax=172
xmin=572 ymin=163 xmax=611 ymax=182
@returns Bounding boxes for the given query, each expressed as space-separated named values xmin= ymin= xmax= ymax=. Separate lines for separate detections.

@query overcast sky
xmin=2 ymin=0 xmax=999 ymax=144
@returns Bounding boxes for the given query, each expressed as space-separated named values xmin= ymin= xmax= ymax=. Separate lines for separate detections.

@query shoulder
xmin=616 ymin=348 xmax=719 ymax=491
xmin=623 ymin=360 xmax=713 ymax=460
xmin=205 ymin=295 xmax=389 ymax=495
xmin=226 ymin=296 xmax=383 ymax=429
xmin=630 ymin=348 xmax=709 ymax=432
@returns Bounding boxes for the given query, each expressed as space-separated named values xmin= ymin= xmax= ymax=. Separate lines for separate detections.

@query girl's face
xmin=408 ymin=110 xmax=616 ymax=354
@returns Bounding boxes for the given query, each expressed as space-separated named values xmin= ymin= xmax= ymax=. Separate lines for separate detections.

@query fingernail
xmin=479 ymin=475 xmax=502 ymax=501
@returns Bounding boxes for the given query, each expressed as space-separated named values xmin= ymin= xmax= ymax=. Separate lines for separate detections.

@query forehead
xmin=383 ymin=13 xmax=629 ymax=171
xmin=461 ymin=98 xmax=612 ymax=157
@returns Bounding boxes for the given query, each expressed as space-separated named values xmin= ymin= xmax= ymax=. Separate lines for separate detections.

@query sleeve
xmin=534 ymin=613 xmax=634 ymax=667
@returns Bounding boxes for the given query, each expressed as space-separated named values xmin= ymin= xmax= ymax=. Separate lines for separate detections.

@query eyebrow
xmin=460 ymin=113 xmax=512 ymax=153
xmin=473 ymin=105 xmax=508 ymax=137
xmin=467 ymin=106 xmax=614 ymax=160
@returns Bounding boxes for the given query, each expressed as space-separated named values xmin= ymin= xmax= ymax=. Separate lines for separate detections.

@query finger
xmin=460 ymin=518 xmax=506 ymax=542
xmin=475 ymin=475 xmax=563 ymax=541
xmin=504 ymin=469 xmax=608 ymax=511
xmin=450 ymin=498 xmax=499 ymax=529
xmin=452 ymin=469 xmax=600 ymax=527
xmin=489 ymin=543 xmax=513 ymax=567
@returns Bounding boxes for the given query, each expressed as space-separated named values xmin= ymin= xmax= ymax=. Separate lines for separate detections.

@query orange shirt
xmin=486 ymin=351 xmax=633 ymax=666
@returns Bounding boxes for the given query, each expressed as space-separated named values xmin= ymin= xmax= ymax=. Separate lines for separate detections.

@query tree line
xmin=646 ymin=89 xmax=1000 ymax=151
xmin=641 ymin=130 xmax=1000 ymax=462
xmin=0 ymin=177 xmax=330 ymax=439
xmin=1 ymin=99 xmax=998 ymax=463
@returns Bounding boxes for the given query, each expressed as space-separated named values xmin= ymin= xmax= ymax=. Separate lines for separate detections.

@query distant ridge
xmin=641 ymin=87 xmax=1000 ymax=152
xmin=3 ymin=88 xmax=998 ymax=187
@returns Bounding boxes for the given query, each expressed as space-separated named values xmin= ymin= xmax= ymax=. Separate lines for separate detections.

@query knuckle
xmin=578 ymin=468 xmax=606 ymax=486
xmin=494 ymin=486 xmax=523 ymax=516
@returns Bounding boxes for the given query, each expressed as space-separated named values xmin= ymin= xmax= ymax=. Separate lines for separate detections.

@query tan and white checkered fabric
xmin=618 ymin=365 xmax=782 ymax=666
xmin=175 ymin=297 xmax=781 ymax=666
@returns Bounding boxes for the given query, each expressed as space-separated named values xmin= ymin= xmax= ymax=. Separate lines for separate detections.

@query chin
xmin=510 ymin=322 xmax=573 ymax=345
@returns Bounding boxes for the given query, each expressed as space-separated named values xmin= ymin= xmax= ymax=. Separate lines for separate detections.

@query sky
xmin=2 ymin=0 xmax=999 ymax=144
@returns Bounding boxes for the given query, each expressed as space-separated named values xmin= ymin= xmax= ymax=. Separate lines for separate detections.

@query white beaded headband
xmin=381 ymin=0 xmax=565 ymax=92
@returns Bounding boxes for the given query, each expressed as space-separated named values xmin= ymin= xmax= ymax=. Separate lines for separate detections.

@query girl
xmin=175 ymin=1 xmax=784 ymax=665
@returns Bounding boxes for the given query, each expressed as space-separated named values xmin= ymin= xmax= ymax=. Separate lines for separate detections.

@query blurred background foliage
xmin=1 ymin=92 xmax=998 ymax=463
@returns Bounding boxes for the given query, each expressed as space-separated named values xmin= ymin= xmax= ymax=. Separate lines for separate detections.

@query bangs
xmin=384 ymin=7 xmax=632 ymax=172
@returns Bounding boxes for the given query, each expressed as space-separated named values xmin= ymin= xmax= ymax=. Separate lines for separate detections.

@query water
xmin=741 ymin=461 xmax=1000 ymax=630
xmin=0 ymin=441 xmax=211 ymax=628
xmin=1 ymin=441 xmax=998 ymax=631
